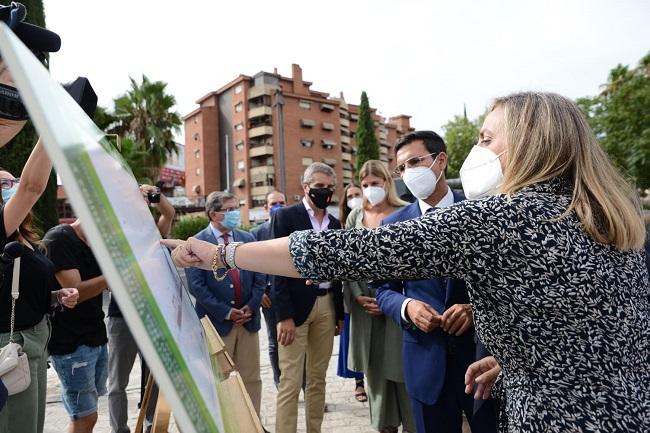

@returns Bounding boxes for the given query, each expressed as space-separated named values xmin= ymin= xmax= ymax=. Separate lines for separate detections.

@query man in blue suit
xmin=376 ymin=131 xmax=497 ymax=433
xmin=186 ymin=191 xmax=265 ymax=418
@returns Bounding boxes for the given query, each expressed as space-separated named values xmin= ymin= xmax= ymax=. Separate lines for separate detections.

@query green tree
xmin=355 ymin=91 xmax=379 ymax=173
xmin=577 ymin=52 xmax=650 ymax=189
xmin=442 ymin=108 xmax=482 ymax=179
xmin=0 ymin=0 xmax=58 ymax=234
xmin=108 ymin=75 xmax=181 ymax=183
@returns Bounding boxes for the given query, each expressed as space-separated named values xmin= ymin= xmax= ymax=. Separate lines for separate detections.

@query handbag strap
xmin=9 ymin=257 xmax=20 ymax=343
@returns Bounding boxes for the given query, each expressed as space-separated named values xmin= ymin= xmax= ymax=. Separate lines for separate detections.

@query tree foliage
xmin=355 ymin=91 xmax=379 ymax=173
xmin=0 ymin=0 xmax=58 ymax=234
xmin=107 ymin=75 xmax=181 ymax=183
xmin=577 ymin=52 xmax=650 ymax=190
xmin=443 ymin=111 xmax=483 ymax=179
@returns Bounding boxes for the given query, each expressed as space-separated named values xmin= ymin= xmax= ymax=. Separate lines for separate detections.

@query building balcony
xmin=340 ymin=135 xmax=351 ymax=145
xmin=343 ymin=170 xmax=353 ymax=179
xmin=249 ymin=125 xmax=273 ymax=138
xmin=380 ymin=146 xmax=388 ymax=155
xmin=340 ymin=118 xmax=350 ymax=128
xmin=380 ymin=154 xmax=389 ymax=162
xmin=380 ymin=140 xmax=391 ymax=148
xmin=249 ymin=145 xmax=274 ymax=158
xmin=300 ymin=118 xmax=315 ymax=128
xmin=379 ymin=130 xmax=388 ymax=140
xmin=250 ymin=165 xmax=274 ymax=177
xmin=248 ymin=84 xmax=277 ymax=99
xmin=248 ymin=106 xmax=273 ymax=119
xmin=320 ymin=103 xmax=335 ymax=112
xmin=321 ymin=122 xmax=335 ymax=131
xmin=250 ymin=185 xmax=275 ymax=196
xmin=322 ymin=158 xmax=337 ymax=167
xmin=342 ymin=152 xmax=352 ymax=162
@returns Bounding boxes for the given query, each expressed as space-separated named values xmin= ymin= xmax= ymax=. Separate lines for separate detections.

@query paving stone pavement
xmin=43 ymin=302 xmax=384 ymax=433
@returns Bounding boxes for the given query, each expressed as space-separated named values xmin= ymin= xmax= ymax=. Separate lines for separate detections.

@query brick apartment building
xmin=183 ymin=64 xmax=414 ymax=222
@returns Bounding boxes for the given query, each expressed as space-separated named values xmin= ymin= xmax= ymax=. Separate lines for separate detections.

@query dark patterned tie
xmin=222 ymin=232 xmax=242 ymax=308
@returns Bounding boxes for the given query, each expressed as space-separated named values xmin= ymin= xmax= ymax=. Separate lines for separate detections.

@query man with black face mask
xmin=270 ymin=162 xmax=344 ymax=433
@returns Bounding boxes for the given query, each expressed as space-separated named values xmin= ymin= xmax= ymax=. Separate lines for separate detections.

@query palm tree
xmin=108 ymin=75 xmax=181 ymax=182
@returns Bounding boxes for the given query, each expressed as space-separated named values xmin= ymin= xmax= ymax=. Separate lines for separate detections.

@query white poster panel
xmin=0 ymin=22 xmax=225 ymax=433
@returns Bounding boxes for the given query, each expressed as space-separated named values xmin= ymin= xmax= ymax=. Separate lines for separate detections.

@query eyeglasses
xmin=0 ymin=178 xmax=19 ymax=190
xmin=393 ymin=152 xmax=438 ymax=176
xmin=218 ymin=207 xmax=239 ymax=214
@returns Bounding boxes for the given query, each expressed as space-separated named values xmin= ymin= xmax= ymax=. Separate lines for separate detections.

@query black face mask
xmin=308 ymin=187 xmax=333 ymax=210
xmin=0 ymin=83 xmax=28 ymax=121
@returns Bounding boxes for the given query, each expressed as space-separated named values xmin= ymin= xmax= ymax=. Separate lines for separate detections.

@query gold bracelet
xmin=212 ymin=245 xmax=229 ymax=281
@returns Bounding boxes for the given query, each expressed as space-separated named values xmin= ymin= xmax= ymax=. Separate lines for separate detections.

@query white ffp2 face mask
xmin=363 ymin=186 xmax=386 ymax=206
xmin=402 ymin=156 xmax=443 ymax=200
xmin=459 ymin=145 xmax=505 ymax=200
xmin=347 ymin=197 xmax=363 ymax=210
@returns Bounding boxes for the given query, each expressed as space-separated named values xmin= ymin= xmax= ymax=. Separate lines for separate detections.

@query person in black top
xmin=0 ymin=6 xmax=76 ymax=430
xmin=43 ymin=219 xmax=108 ymax=433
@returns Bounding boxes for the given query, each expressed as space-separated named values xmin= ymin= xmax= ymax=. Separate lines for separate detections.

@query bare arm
xmin=155 ymin=193 xmax=175 ymax=238
xmin=3 ymin=139 xmax=52 ymax=237
xmin=55 ymin=268 xmax=107 ymax=303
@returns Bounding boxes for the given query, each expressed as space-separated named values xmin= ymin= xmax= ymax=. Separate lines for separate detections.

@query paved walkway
xmin=43 ymin=306 xmax=382 ymax=433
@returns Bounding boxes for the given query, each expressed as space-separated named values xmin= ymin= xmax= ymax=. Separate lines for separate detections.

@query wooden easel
xmin=133 ymin=317 xmax=263 ymax=433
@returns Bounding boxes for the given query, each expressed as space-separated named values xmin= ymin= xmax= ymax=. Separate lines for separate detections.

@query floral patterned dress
xmin=288 ymin=178 xmax=650 ymax=433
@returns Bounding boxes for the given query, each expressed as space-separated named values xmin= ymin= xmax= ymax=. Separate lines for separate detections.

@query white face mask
xmin=402 ymin=156 xmax=443 ymax=200
xmin=347 ymin=197 xmax=362 ymax=210
xmin=363 ymin=186 xmax=386 ymax=207
xmin=459 ymin=145 xmax=505 ymax=200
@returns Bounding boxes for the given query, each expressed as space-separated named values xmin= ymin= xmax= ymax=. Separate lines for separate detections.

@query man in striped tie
xmin=185 ymin=191 xmax=266 ymax=419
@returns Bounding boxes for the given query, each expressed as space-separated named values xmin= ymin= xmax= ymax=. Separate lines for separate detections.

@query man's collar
xmin=302 ymin=197 xmax=328 ymax=217
xmin=418 ymin=186 xmax=454 ymax=214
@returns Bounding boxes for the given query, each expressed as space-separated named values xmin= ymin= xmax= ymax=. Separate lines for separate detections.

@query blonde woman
xmin=165 ymin=92 xmax=650 ymax=433
xmin=345 ymin=160 xmax=412 ymax=433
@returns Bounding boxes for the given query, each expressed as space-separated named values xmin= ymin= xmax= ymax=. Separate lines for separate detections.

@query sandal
xmin=354 ymin=378 xmax=368 ymax=403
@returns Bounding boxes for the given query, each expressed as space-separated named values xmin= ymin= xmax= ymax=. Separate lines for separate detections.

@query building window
xmin=300 ymin=139 xmax=313 ymax=148
xmin=234 ymin=102 xmax=243 ymax=113
xmin=237 ymin=160 xmax=245 ymax=172
xmin=234 ymin=122 xmax=244 ymax=131
xmin=299 ymin=100 xmax=311 ymax=110
xmin=194 ymin=149 xmax=200 ymax=159
xmin=300 ymin=118 xmax=315 ymax=128
xmin=193 ymin=133 xmax=200 ymax=141
xmin=234 ymin=84 xmax=242 ymax=94
xmin=302 ymin=157 xmax=313 ymax=166
xmin=195 ymin=168 xmax=201 ymax=176
xmin=235 ymin=140 xmax=244 ymax=151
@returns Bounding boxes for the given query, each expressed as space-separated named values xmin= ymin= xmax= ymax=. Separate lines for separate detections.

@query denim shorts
xmin=50 ymin=344 xmax=108 ymax=419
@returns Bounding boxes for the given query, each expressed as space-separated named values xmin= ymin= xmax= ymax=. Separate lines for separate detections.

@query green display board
xmin=0 ymin=22 xmax=226 ymax=433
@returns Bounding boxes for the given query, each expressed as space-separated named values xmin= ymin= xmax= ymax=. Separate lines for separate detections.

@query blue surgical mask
xmin=269 ymin=203 xmax=284 ymax=217
xmin=222 ymin=209 xmax=241 ymax=230
xmin=1 ymin=185 xmax=17 ymax=203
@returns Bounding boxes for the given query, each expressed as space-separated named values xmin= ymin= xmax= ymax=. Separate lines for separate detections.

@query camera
xmin=147 ymin=191 xmax=161 ymax=204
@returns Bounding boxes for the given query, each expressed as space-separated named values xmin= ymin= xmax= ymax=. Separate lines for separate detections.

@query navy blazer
xmin=271 ymin=202 xmax=344 ymax=327
xmin=185 ymin=226 xmax=266 ymax=336
xmin=376 ymin=190 xmax=476 ymax=406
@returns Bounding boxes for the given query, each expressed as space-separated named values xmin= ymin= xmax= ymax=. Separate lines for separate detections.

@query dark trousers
xmin=410 ymin=352 xmax=497 ymax=433
xmin=262 ymin=306 xmax=281 ymax=386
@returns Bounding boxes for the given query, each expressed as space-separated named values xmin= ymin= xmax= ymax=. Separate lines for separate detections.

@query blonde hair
xmin=358 ymin=160 xmax=407 ymax=209
xmin=494 ymin=92 xmax=645 ymax=250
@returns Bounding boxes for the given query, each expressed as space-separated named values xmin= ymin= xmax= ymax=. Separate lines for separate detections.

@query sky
xmin=42 ymin=0 xmax=650 ymax=140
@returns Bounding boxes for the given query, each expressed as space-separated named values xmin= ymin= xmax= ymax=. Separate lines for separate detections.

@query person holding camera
xmin=0 ymin=5 xmax=79 ymax=433
xmin=107 ymin=184 xmax=175 ymax=433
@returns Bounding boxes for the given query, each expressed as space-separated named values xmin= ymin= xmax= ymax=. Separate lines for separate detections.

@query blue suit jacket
xmin=185 ymin=226 xmax=265 ymax=336
xmin=250 ymin=220 xmax=272 ymax=291
xmin=376 ymin=190 xmax=476 ymax=406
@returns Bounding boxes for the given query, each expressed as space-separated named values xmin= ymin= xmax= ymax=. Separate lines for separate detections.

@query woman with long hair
xmin=335 ymin=183 xmax=368 ymax=402
xmin=166 ymin=92 xmax=649 ymax=432
xmin=0 ymin=140 xmax=78 ymax=433
xmin=345 ymin=160 xmax=412 ymax=432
